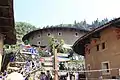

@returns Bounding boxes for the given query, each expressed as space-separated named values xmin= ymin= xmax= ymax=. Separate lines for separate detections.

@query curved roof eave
xmin=22 ymin=27 xmax=89 ymax=41
xmin=73 ymin=17 xmax=120 ymax=55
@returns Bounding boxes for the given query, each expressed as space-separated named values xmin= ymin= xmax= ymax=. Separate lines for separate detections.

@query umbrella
xmin=6 ymin=72 xmax=24 ymax=80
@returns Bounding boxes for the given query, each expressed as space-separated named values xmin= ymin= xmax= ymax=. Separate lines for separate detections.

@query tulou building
xmin=73 ymin=17 xmax=120 ymax=79
xmin=22 ymin=27 xmax=88 ymax=47
xmin=22 ymin=27 xmax=88 ymax=70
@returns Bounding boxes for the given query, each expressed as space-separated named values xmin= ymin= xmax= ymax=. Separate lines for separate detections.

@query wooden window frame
xmin=102 ymin=42 xmax=105 ymax=49
xmin=101 ymin=61 xmax=110 ymax=75
xmin=96 ymin=44 xmax=99 ymax=51
xmin=38 ymin=34 xmax=41 ymax=37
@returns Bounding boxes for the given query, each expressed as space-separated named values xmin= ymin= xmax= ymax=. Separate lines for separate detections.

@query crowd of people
xmin=0 ymin=69 xmax=53 ymax=80
xmin=40 ymin=71 xmax=52 ymax=80
xmin=0 ymin=66 xmax=86 ymax=80
xmin=24 ymin=70 xmax=52 ymax=80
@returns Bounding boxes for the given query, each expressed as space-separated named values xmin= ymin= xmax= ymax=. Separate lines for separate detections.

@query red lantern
xmin=92 ymin=39 xmax=97 ymax=43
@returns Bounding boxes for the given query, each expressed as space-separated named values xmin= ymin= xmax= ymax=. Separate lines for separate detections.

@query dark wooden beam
xmin=0 ymin=17 xmax=12 ymax=19
xmin=84 ymin=38 xmax=91 ymax=44
xmin=0 ymin=18 xmax=12 ymax=26
xmin=0 ymin=7 xmax=11 ymax=17
xmin=0 ymin=26 xmax=11 ymax=28
xmin=113 ymin=24 xmax=120 ymax=28
xmin=0 ymin=0 xmax=9 ymax=6
xmin=0 ymin=6 xmax=9 ymax=8
xmin=91 ymin=32 xmax=100 ymax=38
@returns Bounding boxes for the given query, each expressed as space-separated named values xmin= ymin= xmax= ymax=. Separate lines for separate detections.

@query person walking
xmin=75 ymin=72 xmax=79 ymax=80
xmin=46 ymin=71 xmax=52 ymax=80
xmin=67 ymin=73 xmax=70 ymax=80
xmin=40 ymin=72 xmax=47 ymax=80
xmin=28 ymin=74 xmax=33 ymax=80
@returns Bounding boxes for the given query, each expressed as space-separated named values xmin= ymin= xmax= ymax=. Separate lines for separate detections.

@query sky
xmin=14 ymin=0 xmax=120 ymax=28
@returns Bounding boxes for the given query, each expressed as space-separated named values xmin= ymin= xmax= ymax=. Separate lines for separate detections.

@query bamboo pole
xmin=54 ymin=49 xmax=58 ymax=80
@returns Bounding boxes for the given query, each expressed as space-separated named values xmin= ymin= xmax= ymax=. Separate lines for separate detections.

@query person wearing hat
xmin=40 ymin=72 xmax=47 ymax=80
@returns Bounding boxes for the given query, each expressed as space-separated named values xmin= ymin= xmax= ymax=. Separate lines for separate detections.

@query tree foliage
xmin=15 ymin=22 xmax=37 ymax=44
xmin=43 ymin=18 xmax=110 ymax=31
xmin=48 ymin=37 xmax=68 ymax=54
xmin=15 ymin=22 xmax=37 ymax=36
xmin=4 ymin=22 xmax=37 ymax=53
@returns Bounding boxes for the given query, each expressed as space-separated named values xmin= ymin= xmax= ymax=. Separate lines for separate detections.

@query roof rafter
xmin=0 ymin=17 xmax=12 ymax=19
xmin=0 ymin=5 xmax=9 ymax=8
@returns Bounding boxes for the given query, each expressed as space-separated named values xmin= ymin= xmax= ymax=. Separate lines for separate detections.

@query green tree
xmin=15 ymin=22 xmax=37 ymax=36
xmin=15 ymin=22 xmax=37 ymax=45
xmin=4 ymin=22 xmax=37 ymax=53
xmin=48 ymin=37 xmax=68 ymax=54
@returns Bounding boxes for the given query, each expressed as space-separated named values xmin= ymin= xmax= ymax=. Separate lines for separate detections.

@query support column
xmin=0 ymin=34 xmax=3 ymax=71
xmin=54 ymin=49 xmax=58 ymax=80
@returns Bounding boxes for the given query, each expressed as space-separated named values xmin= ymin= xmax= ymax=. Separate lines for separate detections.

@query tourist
xmin=67 ymin=73 xmax=70 ymax=80
xmin=0 ymin=72 xmax=2 ymax=80
xmin=99 ymin=76 xmax=103 ymax=80
xmin=2 ymin=70 xmax=8 ymax=80
xmin=40 ymin=72 xmax=47 ymax=80
xmin=28 ymin=74 xmax=33 ymax=80
xmin=46 ymin=70 xmax=52 ymax=80
xmin=75 ymin=72 xmax=79 ymax=80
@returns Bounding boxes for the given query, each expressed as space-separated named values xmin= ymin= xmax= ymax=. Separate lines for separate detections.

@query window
xmin=38 ymin=35 xmax=41 ymax=37
xmin=102 ymin=61 xmax=110 ymax=75
xmin=58 ymin=32 xmax=62 ymax=36
xmin=38 ymin=41 xmax=41 ymax=44
xmin=102 ymin=42 xmax=105 ymax=49
xmin=75 ymin=32 xmax=79 ymax=37
xmin=96 ymin=44 xmax=99 ymax=51
xmin=47 ymin=33 xmax=51 ymax=36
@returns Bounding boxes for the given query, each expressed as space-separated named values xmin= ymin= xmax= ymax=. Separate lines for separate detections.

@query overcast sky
xmin=14 ymin=0 xmax=120 ymax=28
